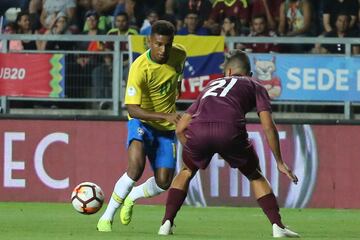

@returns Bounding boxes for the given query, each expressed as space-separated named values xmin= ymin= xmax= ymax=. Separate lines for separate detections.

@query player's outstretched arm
xmin=126 ymin=104 xmax=181 ymax=124
xmin=259 ymin=111 xmax=298 ymax=184
xmin=175 ymin=113 xmax=192 ymax=146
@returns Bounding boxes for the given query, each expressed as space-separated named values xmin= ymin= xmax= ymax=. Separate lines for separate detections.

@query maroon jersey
xmin=183 ymin=76 xmax=271 ymax=174
xmin=186 ymin=76 xmax=271 ymax=126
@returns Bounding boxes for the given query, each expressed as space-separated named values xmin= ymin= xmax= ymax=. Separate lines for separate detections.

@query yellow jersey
xmin=125 ymin=44 xmax=187 ymax=131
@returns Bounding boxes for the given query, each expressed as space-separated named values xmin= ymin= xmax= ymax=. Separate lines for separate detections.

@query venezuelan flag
xmin=129 ymin=35 xmax=225 ymax=100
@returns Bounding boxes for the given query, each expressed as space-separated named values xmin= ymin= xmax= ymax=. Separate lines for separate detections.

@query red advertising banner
xmin=0 ymin=120 xmax=359 ymax=209
xmin=0 ymin=53 xmax=64 ymax=97
xmin=180 ymin=73 xmax=224 ymax=100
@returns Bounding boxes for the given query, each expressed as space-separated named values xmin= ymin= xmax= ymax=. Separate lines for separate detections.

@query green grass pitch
xmin=0 ymin=202 xmax=359 ymax=240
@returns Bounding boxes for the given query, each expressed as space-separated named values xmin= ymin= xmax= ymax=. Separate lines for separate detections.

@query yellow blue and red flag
xmin=129 ymin=35 xmax=224 ymax=100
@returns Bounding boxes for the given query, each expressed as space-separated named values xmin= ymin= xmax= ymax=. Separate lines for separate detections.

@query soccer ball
xmin=71 ymin=182 xmax=104 ymax=214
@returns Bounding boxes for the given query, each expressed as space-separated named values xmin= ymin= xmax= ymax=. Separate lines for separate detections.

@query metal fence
xmin=1 ymin=34 xmax=360 ymax=120
xmin=1 ymin=34 xmax=127 ymax=116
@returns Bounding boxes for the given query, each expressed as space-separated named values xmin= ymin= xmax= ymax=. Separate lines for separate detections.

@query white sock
xmin=127 ymin=176 xmax=165 ymax=202
xmin=100 ymin=172 xmax=135 ymax=221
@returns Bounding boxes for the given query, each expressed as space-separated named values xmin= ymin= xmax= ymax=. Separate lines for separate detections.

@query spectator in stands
xmin=220 ymin=16 xmax=244 ymax=51
xmin=313 ymin=13 xmax=359 ymax=54
xmin=208 ymin=0 xmax=251 ymax=35
xmin=10 ymin=12 xmax=40 ymax=50
xmin=40 ymin=12 xmax=75 ymax=50
xmin=279 ymin=0 xmax=313 ymax=37
xmin=86 ymin=0 xmax=119 ymax=33
xmin=3 ymin=22 xmax=17 ymax=34
xmin=113 ymin=0 xmax=137 ymax=29
xmin=91 ymin=54 xmax=113 ymax=104
xmin=0 ymin=2 xmax=26 ymax=33
xmin=40 ymin=0 xmax=76 ymax=30
xmin=13 ymin=11 xmax=40 ymax=50
xmin=0 ymin=22 xmax=19 ymax=51
xmin=139 ymin=9 xmax=159 ymax=35
xmin=106 ymin=11 xmax=138 ymax=51
xmin=322 ymin=0 xmax=359 ymax=33
xmin=105 ymin=12 xmax=138 ymax=51
xmin=0 ymin=0 xmax=28 ymax=16
xmin=78 ymin=10 xmax=106 ymax=51
xmin=249 ymin=0 xmax=280 ymax=30
xmin=279 ymin=0 xmax=314 ymax=53
xmin=174 ymin=0 xmax=212 ymax=31
xmin=177 ymin=11 xmax=210 ymax=35
xmin=107 ymin=12 xmax=138 ymax=36
xmin=220 ymin=16 xmax=242 ymax=36
xmin=246 ymin=14 xmax=279 ymax=53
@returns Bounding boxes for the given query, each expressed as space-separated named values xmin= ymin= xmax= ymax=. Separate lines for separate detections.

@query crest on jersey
xmin=137 ymin=127 xmax=144 ymax=136
xmin=127 ymin=86 xmax=136 ymax=96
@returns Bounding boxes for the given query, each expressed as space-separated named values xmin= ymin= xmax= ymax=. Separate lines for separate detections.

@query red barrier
xmin=0 ymin=53 xmax=64 ymax=97
xmin=0 ymin=120 xmax=359 ymax=208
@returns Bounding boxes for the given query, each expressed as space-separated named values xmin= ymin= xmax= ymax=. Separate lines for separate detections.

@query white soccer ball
xmin=71 ymin=182 xmax=105 ymax=215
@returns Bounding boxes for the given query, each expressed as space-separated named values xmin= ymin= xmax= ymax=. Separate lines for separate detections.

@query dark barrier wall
xmin=0 ymin=120 xmax=359 ymax=208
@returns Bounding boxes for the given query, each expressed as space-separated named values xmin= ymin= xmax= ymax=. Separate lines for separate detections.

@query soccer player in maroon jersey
xmin=158 ymin=50 xmax=300 ymax=238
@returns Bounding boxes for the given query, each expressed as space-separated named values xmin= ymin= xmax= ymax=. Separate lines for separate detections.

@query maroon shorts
xmin=182 ymin=122 xmax=261 ymax=180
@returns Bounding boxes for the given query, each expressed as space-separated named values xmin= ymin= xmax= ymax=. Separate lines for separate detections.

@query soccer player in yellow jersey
xmin=97 ymin=20 xmax=187 ymax=232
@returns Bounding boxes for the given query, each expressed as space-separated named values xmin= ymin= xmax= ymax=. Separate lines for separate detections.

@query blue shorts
xmin=127 ymin=119 xmax=177 ymax=170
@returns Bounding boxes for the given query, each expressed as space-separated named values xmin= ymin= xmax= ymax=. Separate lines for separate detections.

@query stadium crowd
xmin=1 ymin=0 xmax=359 ymax=54
xmin=1 ymin=0 xmax=359 ymax=102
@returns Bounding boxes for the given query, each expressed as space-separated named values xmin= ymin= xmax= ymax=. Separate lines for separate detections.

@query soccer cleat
xmin=272 ymin=223 xmax=300 ymax=238
xmin=96 ymin=219 xmax=112 ymax=232
xmin=158 ymin=220 xmax=174 ymax=235
xmin=120 ymin=197 xmax=135 ymax=225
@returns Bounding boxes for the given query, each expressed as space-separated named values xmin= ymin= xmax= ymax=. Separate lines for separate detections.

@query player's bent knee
xmin=155 ymin=179 xmax=171 ymax=190
xmin=154 ymin=175 xmax=172 ymax=190
xmin=126 ymin=168 xmax=143 ymax=181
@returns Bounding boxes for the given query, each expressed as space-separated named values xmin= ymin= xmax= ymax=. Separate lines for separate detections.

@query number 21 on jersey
xmin=201 ymin=78 xmax=237 ymax=99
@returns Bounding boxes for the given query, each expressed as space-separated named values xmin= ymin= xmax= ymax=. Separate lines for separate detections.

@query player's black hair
xmin=151 ymin=20 xmax=175 ymax=36
xmin=224 ymin=50 xmax=251 ymax=76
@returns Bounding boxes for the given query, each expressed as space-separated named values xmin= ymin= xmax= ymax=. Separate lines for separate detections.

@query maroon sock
xmin=257 ymin=193 xmax=285 ymax=228
xmin=162 ymin=188 xmax=187 ymax=225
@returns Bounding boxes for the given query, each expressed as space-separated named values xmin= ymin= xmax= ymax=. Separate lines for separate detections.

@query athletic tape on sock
xmin=112 ymin=192 xmax=123 ymax=204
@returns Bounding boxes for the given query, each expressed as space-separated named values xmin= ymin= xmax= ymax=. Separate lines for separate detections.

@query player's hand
xmin=277 ymin=163 xmax=298 ymax=184
xmin=166 ymin=113 xmax=182 ymax=125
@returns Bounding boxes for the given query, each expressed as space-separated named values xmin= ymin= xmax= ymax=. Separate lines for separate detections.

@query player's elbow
xmin=263 ymin=126 xmax=278 ymax=139
xmin=126 ymin=104 xmax=140 ymax=118
xmin=127 ymin=110 xmax=136 ymax=119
